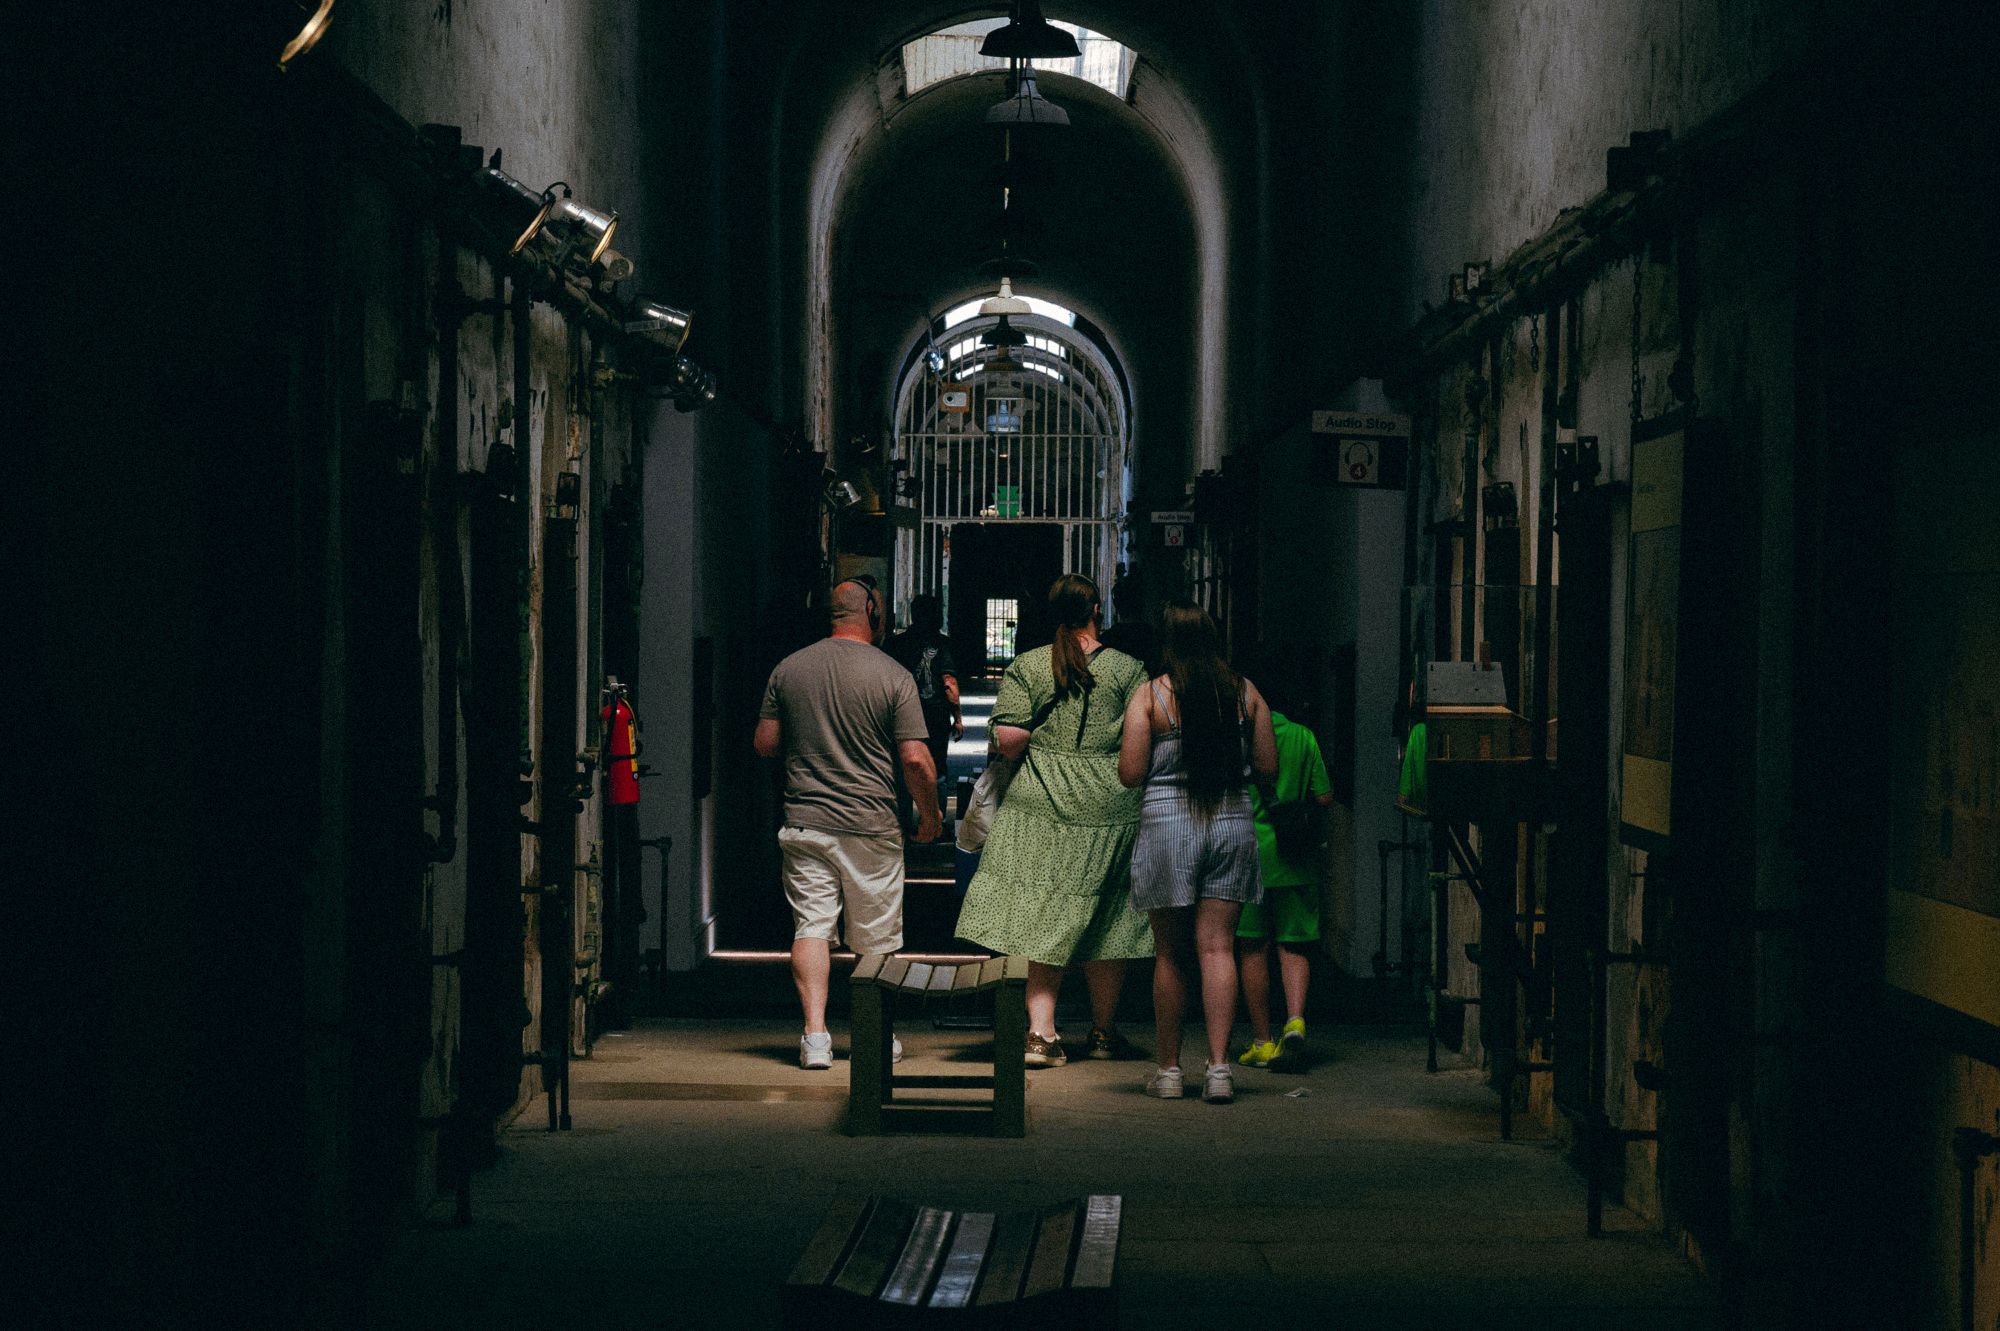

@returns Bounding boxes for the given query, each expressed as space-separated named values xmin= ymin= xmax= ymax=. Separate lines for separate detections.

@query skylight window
xmin=948 ymin=355 xmax=1067 ymax=385
xmin=903 ymin=19 xmax=1134 ymax=101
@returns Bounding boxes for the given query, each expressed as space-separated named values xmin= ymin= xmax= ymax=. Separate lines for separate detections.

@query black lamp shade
xmin=979 ymin=2 xmax=1081 ymax=60
xmin=982 ymin=315 xmax=1029 ymax=349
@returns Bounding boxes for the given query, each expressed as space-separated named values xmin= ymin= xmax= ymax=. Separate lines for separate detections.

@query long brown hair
xmin=1047 ymin=573 xmax=1101 ymax=699
xmin=1159 ymin=600 xmax=1243 ymax=811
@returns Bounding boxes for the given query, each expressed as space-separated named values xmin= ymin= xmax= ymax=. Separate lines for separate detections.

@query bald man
xmin=755 ymin=579 xmax=942 ymax=1069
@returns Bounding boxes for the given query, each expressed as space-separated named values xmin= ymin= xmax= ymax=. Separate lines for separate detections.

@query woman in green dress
xmin=955 ymin=573 xmax=1151 ymax=1067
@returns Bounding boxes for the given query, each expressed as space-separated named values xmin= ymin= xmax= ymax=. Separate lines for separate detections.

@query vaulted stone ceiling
xmin=754 ymin=2 xmax=1276 ymax=499
xmin=829 ymin=68 xmax=1196 ymax=486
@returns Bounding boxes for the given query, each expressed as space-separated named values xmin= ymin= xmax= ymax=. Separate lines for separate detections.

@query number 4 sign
xmin=1342 ymin=439 xmax=1380 ymax=484
xmin=1310 ymin=409 xmax=1410 ymax=489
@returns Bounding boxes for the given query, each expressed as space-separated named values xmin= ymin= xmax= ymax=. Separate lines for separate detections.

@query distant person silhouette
xmin=884 ymin=594 xmax=962 ymax=820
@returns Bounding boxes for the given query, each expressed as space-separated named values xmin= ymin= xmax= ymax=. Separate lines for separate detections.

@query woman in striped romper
xmin=1118 ymin=602 xmax=1278 ymax=1103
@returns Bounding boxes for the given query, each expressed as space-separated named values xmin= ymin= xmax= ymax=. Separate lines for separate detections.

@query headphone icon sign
xmin=1343 ymin=440 xmax=1375 ymax=481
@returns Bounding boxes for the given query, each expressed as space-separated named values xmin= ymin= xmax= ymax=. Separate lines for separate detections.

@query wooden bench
xmin=849 ymin=955 xmax=1029 ymax=1137
xmin=783 ymin=1193 xmax=1121 ymax=1328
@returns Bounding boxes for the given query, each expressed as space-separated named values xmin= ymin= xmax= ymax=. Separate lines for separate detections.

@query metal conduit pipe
xmin=1381 ymin=80 xmax=1799 ymax=382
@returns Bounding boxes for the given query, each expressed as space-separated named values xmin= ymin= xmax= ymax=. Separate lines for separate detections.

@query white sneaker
xmin=1203 ymin=1064 xmax=1235 ymax=1104
xmin=892 ymin=1037 xmax=904 ymax=1064
xmin=800 ymin=1030 xmax=833 ymax=1069
xmin=1145 ymin=1066 xmax=1185 ymax=1099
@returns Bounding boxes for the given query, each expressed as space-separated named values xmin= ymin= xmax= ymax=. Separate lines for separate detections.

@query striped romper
xmin=1127 ymin=681 xmax=1264 ymax=912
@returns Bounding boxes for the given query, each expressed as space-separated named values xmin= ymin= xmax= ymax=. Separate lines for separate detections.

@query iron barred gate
xmin=891 ymin=315 xmax=1129 ymax=623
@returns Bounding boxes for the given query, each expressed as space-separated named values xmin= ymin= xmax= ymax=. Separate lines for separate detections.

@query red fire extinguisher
xmin=601 ymin=680 xmax=641 ymax=806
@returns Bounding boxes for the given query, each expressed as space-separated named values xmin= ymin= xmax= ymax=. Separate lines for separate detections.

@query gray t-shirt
xmin=760 ymin=637 xmax=930 ymax=837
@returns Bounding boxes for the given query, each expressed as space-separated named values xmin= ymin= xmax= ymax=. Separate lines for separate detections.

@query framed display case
xmin=1619 ymin=411 xmax=1684 ymax=851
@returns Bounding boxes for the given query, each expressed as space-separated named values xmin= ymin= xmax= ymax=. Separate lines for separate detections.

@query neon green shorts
xmin=1237 ymin=880 xmax=1320 ymax=943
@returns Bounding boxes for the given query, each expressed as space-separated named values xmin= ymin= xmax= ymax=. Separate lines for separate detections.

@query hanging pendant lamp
xmin=979 ymin=277 xmax=1032 ymax=319
xmin=986 ymin=67 xmax=1069 ymax=126
xmin=982 ymin=314 xmax=1029 ymax=350
xmin=979 ymin=0 xmax=1081 ymax=60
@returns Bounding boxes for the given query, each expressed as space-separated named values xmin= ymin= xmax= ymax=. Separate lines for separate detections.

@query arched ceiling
xmin=829 ymin=69 xmax=1195 ymax=485
xmin=759 ymin=3 xmax=1271 ymax=497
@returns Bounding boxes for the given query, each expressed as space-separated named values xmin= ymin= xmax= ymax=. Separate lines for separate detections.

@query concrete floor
xmin=368 ymin=1018 xmax=1717 ymax=1328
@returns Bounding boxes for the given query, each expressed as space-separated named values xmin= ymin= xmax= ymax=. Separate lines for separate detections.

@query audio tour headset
xmin=851 ymin=573 xmax=881 ymax=635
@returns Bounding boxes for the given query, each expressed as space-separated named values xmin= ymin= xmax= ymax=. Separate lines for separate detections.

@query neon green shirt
xmin=1250 ymin=711 xmax=1332 ymax=887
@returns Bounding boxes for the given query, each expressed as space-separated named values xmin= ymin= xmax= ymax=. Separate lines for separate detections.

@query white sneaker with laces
xmin=892 ymin=1037 xmax=904 ymax=1064
xmin=1203 ymin=1064 xmax=1235 ymax=1104
xmin=800 ymin=1030 xmax=834 ymax=1070
xmin=1145 ymin=1066 xmax=1185 ymax=1099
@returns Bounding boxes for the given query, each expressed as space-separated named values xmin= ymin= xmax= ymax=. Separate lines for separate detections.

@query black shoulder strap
xmin=1028 ymin=694 xmax=1059 ymax=731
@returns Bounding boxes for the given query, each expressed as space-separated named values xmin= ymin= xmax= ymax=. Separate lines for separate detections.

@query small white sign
xmin=1150 ymin=510 xmax=1195 ymax=525
xmin=1163 ymin=524 xmax=1186 ymax=548
xmin=1312 ymin=410 xmax=1411 ymax=438
xmin=1338 ymin=439 xmax=1380 ymax=485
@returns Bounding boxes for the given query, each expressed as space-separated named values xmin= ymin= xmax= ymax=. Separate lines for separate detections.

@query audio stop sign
xmin=1309 ymin=408 xmax=1409 ymax=488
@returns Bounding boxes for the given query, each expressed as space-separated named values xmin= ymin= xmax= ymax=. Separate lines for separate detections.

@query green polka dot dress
xmin=953 ymin=645 xmax=1154 ymax=965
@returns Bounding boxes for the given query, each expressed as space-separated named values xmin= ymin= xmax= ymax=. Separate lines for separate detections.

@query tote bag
xmin=953 ymin=693 xmax=1060 ymax=855
xmin=954 ymin=751 xmax=1017 ymax=854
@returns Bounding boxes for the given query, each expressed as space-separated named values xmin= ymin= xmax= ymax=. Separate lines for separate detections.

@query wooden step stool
xmin=849 ymin=954 xmax=1029 ymax=1137
xmin=783 ymin=1193 xmax=1122 ymax=1328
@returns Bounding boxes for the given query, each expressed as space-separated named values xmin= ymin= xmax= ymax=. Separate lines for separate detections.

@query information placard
xmin=1619 ymin=412 xmax=1684 ymax=850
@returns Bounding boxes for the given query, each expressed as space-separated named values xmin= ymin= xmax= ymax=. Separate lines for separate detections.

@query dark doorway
xmin=946 ymin=523 xmax=1066 ymax=679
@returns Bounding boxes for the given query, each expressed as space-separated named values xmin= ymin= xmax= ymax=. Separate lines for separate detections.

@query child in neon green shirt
xmin=1237 ymin=709 xmax=1333 ymax=1069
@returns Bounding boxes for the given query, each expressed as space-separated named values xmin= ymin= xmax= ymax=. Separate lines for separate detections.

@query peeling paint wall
xmin=1364 ymin=2 xmax=1998 ymax=1324
xmin=313 ymin=0 xmax=660 ymax=1239
xmin=1400 ymin=0 xmax=1805 ymax=330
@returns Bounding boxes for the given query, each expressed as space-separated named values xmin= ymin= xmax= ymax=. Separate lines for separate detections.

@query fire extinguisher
xmin=600 ymin=679 xmax=641 ymax=806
